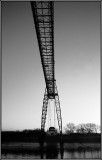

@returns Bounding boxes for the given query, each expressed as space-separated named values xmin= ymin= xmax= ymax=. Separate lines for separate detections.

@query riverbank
xmin=1 ymin=131 xmax=101 ymax=143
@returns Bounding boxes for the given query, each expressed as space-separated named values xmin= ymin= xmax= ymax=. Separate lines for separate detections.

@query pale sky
xmin=2 ymin=1 xmax=100 ymax=131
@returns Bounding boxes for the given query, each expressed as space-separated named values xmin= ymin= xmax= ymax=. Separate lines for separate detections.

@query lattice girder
xmin=31 ymin=1 xmax=55 ymax=99
xmin=31 ymin=1 xmax=62 ymax=134
xmin=41 ymin=89 xmax=48 ymax=130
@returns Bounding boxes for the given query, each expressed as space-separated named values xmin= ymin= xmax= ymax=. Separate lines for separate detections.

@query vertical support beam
xmin=54 ymin=82 xmax=62 ymax=134
xmin=41 ymin=88 xmax=48 ymax=130
xmin=41 ymin=83 xmax=62 ymax=134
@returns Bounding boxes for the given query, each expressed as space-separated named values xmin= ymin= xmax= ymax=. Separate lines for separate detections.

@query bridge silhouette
xmin=31 ymin=1 xmax=62 ymax=135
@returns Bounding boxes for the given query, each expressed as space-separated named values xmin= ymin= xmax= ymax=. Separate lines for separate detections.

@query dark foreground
xmin=1 ymin=132 xmax=101 ymax=159
xmin=2 ymin=142 xmax=101 ymax=159
xmin=1 ymin=131 xmax=101 ymax=143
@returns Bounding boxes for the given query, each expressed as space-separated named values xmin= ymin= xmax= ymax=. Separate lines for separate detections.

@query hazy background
xmin=2 ymin=1 xmax=100 ymax=131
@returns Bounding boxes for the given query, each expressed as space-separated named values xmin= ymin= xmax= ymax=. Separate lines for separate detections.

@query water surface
xmin=2 ymin=142 xmax=101 ymax=159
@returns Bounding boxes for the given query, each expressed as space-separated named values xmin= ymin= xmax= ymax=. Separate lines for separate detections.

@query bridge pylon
xmin=41 ymin=82 xmax=62 ymax=134
xmin=31 ymin=1 xmax=62 ymax=134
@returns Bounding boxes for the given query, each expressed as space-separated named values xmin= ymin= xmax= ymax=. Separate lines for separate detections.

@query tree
xmin=76 ymin=123 xmax=101 ymax=133
xmin=84 ymin=123 xmax=99 ymax=133
xmin=76 ymin=124 xmax=86 ymax=133
xmin=95 ymin=125 xmax=101 ymax=133
xmin=64 ymin=123 xmax=101 ymax=134
xmin=65 ymin=123 xmax=76 ymax=134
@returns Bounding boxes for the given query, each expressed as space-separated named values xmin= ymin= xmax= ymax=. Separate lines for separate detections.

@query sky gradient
xmin=2 ymin=1 xmax=100 ymax=131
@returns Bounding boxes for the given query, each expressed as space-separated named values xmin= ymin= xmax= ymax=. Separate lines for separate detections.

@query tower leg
xmin=41 ymin=88 xmax=48 ymax=131
xmin=54 ymin=83 xmax=62 ymax=134
xmin=41 ymin=83 xmax=62 ymax=135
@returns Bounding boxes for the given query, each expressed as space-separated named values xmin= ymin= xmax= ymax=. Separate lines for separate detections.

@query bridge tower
xmin=31 ymin=1 xmax=62 ymax=134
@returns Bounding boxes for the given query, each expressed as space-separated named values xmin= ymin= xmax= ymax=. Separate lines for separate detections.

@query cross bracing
xmin=31 ymin=1 xmax=55 ymax=99
xmin=31 ymin=1 xmax=62 ymax=134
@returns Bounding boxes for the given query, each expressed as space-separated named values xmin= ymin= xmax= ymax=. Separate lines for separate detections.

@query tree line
xmin=2 ymin=123 xmax=101 ymax=134
xmin=64 ymin=123 xmax=101 ymax=134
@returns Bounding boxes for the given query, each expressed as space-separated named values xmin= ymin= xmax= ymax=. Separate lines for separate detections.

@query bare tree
xmin=85 ymin=123 xmax=98 ymax=133
xmin=76 ymin=124 xmax=86 ymax=133
xmin=65 ymin=123 xmax=76 ymax=134
xmin=64 ymin=123 xmax=101 ymax=134
xmin=93 ymin=124 xmax=101 ymax=133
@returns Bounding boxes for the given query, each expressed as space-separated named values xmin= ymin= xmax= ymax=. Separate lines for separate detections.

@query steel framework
xmin=31 ymin=1 xmax=62 ymax=133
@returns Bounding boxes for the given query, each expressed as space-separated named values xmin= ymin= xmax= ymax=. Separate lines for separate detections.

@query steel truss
xmin=54 ymin=82 xmax=62 ymax=134
xmin=41 ymin=82 xmax=62 ymax=133
xmin=41 ymin=88 xmax=48 ymax=130
xmin=31 ymin=1 xmax=55 ymax=99
xmin=31 ymin=1 xmax=62 ymax=133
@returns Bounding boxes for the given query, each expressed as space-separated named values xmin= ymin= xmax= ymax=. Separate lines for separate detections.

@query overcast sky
xmin=2 ymin=1 xmax=100 ymax=131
